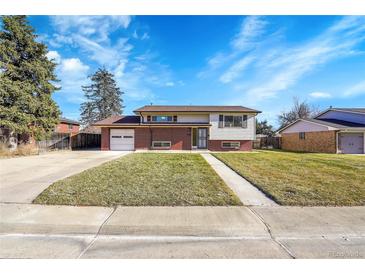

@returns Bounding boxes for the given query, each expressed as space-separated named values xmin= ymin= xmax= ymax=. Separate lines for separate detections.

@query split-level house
xmin=277 ymin=108 xmax=365 ymax=154
xmin=93 ymin=105 xmax=261 ymax=151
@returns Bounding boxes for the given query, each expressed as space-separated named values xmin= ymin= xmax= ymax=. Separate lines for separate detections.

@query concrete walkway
xmin=1 ymin=203 xmax=364 ymax=258
xmin=201 ymin=153 xmax=277 ymax=206
xmin=0 ymin=150 xmax=130 ymax=203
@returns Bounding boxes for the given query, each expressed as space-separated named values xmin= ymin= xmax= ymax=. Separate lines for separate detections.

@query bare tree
xmin=278 ymin=97 xmax=320 ymax=128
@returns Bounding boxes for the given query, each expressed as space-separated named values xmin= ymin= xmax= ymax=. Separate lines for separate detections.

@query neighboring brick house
xmin=93 ymin=105 xmax=261 ymax=151
xmin=55 ymin=118 xmax=80 ymax=136
xmin=277 ymin=108 xmax=365 ymax=154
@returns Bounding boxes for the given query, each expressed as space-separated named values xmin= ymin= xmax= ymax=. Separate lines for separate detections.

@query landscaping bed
xmin=34 ymin=153 xmax=242 ymax=206
xmin=213 ymin=150 xmax=365 ymax=206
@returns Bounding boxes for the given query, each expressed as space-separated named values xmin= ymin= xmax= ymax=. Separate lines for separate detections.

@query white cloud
xmin=55 ymin=57 xmax=90 ymax=104
xmin=243 ymin=16 xmax=365 ymax=102
xmin=141 ymin=32 xmax=150 ymax=40
xmin=309 ymin=92 xmax=332 ymax=98
xmin=60 ymin=58 xmax=89 ymax=74
xmin=49 ymin=16 xmax=175 ymax=106
xmin=46 ymin=50 xmax=61 ymax=64
xmin=343 ymin=80 xmax=365 ymax=97
xmin=72 ymin=35 xmax=132 ymax=68
xmin=219 ymin=55 xmax=254 ymax=83
xmin=132 ymin=30 xmax=150 ymax=41
xmin=231 ymin=16 xmax=267 ymax=51
xmin=165 ymin=82 xmax=175 ymax=87
xmin=198 ymin=16 xmax=268 ymax=78
xmin=51 ymin=16 xmax=131 ymax=42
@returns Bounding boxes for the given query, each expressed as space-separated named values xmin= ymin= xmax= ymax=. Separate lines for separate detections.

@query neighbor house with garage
xmin=277 ymin=108 xmax=365 ymax=154
xmin=93 ymin=105 xmax=260 ymax=151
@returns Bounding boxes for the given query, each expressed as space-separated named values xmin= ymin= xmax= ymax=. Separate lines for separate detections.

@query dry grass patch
xmin=0 ymin=143 xmax=39 ymax=158
xmin=34 ymin=153 xmax=242 ymax=206
xmin=213 ymin=150 xmax=365 ymax=206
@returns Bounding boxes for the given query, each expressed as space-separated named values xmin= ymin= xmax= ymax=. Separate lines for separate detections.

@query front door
xmin=339 ymin=133 xmax=364 ymax=154
xmin=197 ymin=128 xmax=207 ymax=149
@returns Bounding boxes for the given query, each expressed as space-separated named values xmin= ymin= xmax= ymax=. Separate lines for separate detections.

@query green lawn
xmin=213 ymin=150 xmax=365 ymax=206
xmin=34 ymin=153 xmax=242 ymax=206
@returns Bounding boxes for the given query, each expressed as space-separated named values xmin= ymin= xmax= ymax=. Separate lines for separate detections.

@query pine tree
xmin=0 ymin=16 xmax=60 ymax=141
xmin=256 ymin=119 xmax=274 ymax=136
xmin=80 ymin=68 xmax=124 ymax=125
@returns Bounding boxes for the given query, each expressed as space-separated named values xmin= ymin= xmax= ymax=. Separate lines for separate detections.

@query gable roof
xmin=277 ymin=117 xmax=365 ymax=133
xmin=60 ymin=117 xmax=80 ymax=125
xmin=315 ymin=107 xmax=365 ymax=118
xmin=134 ymin=105 xmax=261 ymax=113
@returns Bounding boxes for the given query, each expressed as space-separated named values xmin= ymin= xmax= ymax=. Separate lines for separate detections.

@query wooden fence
xmin=71 ymin=133 xmax=101 ymax=150
xmin=37 ymin=133 xmax=70 ymax=152
xmin=253 ymin=136 xmax=282 ymax=149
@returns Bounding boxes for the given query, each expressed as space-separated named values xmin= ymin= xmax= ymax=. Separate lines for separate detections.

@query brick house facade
xmin=281 ymin=131 xmax=337 ymax=153
xmin=278 ymin=108 xmax=365 ymax=154
xmin=95 ymin=105 xmax=260 ymax=151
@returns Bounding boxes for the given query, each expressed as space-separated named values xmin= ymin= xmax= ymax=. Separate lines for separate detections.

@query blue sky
xmin=28 ymin=16 xmax=365 ymax=127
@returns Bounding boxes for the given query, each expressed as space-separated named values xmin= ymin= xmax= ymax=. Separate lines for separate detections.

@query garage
xmin=110 ymin=129 xmax=135 ymax=151
xmin=339 ymin=132 xmax=364 ymax=154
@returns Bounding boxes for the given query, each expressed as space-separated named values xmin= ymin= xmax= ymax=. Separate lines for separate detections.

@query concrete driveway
xmin=0 ymin=150 xmax=130 ymax=203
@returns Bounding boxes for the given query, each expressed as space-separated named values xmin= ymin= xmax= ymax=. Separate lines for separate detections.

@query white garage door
xmin=339 ymin=133 xmax=364 ymax=154
xmin=110 ymin=129 xmax=135 ymax=151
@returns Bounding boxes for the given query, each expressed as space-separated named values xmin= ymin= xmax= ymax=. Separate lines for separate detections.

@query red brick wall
xmin=101 ymin=128 xmax=110 ymax=150
xmin=208 ymin=140 xmax=252 ymax=151
xmin=135 ymin=127 xmax=192 ymax=150
xmin=281 ymin=131 xmax=337 ymax=153
xmin=55 ymin=123 xmax=79 ymax=135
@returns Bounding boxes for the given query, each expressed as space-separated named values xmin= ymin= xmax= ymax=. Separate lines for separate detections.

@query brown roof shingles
xmin=134 ymin=105 xmax=261 ymax=113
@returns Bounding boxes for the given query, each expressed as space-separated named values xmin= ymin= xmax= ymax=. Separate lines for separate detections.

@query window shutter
xmin=147 ymin=115 xmax=151 ymax=122
xmin=219 ymin=115 xmax=224 ymax=128
xmin=242 ymin=115 xmax=247 ymax=128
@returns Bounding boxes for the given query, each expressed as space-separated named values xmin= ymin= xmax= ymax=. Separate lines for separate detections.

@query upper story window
xmin=147 ymin=115 xmax=178 ymax=123
xmin=68 ymin=124 xmax=73 ymax=130
xmin=219 ymin=115 xmax=247 ymax=128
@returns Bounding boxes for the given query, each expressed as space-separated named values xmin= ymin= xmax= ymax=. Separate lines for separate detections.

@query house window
xmin=152 ymin=141 xmax=171 ymax=148
xmin=68 ymin=124 xmax=73 ymax=130
xmin=299 ymin=132 xmax=306 ymax=140
xmin=221 ymin=141 xmax=241 ymax=149
xmin=220 ymin=115 xmax=247 ymax=128
xmin=151 ymin=115 xmax=173 ymax=122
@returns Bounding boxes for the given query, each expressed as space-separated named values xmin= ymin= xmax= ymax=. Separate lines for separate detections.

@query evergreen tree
xmin=80 ymin=68 xmax=124 ymax=125
xmin=256 ymin=119 xmax=274 ymax=136
xmin=0 ymin=16 xmax=60 ymax=141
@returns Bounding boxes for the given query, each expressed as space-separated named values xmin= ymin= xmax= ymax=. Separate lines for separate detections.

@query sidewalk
xmin=201 ymin=153 xmax=277 ymax=206
xmin=1 ymin=203 xmax=364 ymax=258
